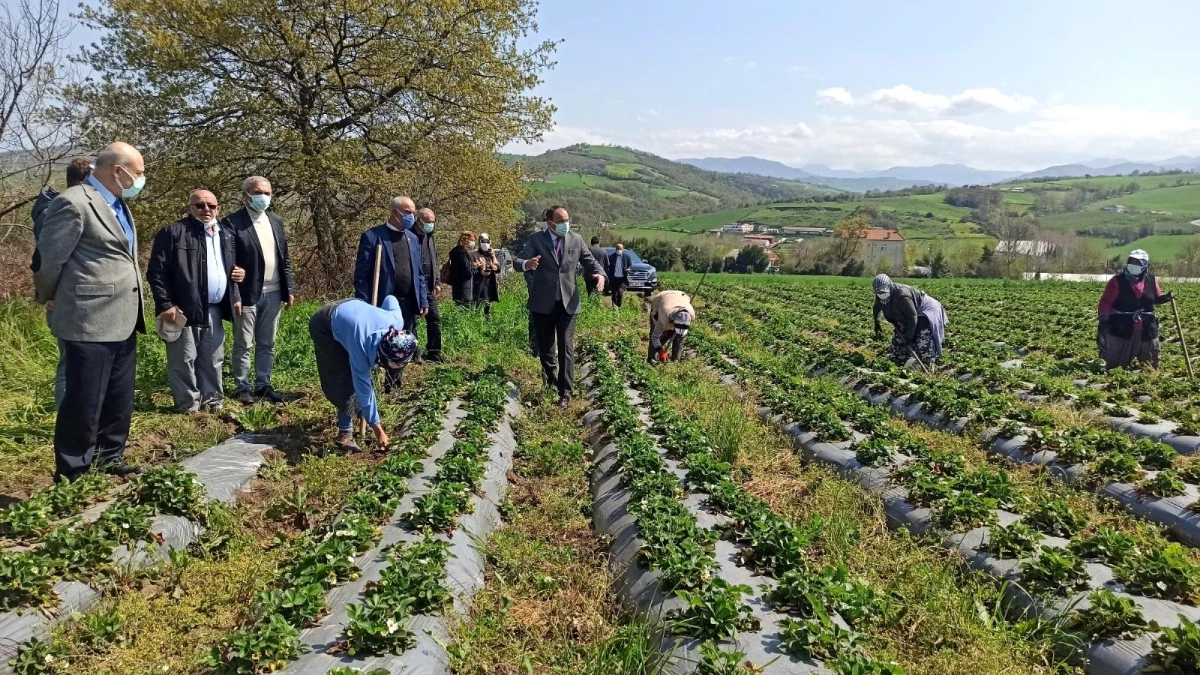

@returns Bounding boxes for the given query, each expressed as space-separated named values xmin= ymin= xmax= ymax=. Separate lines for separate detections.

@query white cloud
xmin=827 ymin=84 xmax=1036 ymax=117
xmin=869 ymin=85 xmax=948 ymax=113
xmin=551 ymin=102 xmax=1200 ymax=171
xmin=816 ymin=87 xmax=854 ymax=107
xmin=502 ymin=124 xmax=609 ymax=156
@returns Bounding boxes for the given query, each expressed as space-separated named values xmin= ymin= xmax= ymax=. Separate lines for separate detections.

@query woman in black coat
xmin=473 ymin=232 xmax=501 ymax=318
xmin=449 ymin=230 xmax=481 ymax=307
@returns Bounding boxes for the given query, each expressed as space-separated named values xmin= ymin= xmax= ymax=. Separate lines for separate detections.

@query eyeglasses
xmin=190 ymin=203 xmax=219 ymax=210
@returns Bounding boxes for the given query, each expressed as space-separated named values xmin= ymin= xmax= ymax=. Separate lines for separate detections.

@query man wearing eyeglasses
xmin=147 ymin=189 xmax=246 ymax=413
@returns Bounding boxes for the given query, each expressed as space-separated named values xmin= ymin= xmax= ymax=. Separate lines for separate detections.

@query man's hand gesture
xmin=525 ymin=255 xmax=541 ymax=271
xmin=594 ymin=274 xmax=606 ymax=292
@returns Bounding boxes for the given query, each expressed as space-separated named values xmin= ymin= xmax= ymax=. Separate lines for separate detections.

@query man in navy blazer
xmin=353 ymin=195 xmax=428 ymax=337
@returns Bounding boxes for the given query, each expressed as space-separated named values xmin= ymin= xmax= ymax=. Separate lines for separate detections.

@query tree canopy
xmin=73 ymin=0 xmax=556 ymax=290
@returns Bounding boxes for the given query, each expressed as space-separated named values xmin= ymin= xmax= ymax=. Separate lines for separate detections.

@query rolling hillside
xmin=508 ymin=144 xmax=842 ymax=226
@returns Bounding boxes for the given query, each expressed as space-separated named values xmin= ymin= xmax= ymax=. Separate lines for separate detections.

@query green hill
xmin=510 ymin=144 xmax=842 ymax=226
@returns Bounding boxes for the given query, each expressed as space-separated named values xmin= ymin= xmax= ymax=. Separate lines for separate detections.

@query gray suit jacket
xmin=33 ymin=183 xmax=147 ymax=342
xmin=514 ymin=230 xmax=605 ymax=315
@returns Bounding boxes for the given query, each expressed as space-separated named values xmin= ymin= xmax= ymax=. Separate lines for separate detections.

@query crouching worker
xmin=1097 ymin=248 xmax=1173 ymax=370
xmin=872 ymin=274 xmax=947 ymax=368
xmin=648 ymin=290 xmax=695 ymax=363
xmin=308 ymin=295 xmax=417 ymax=452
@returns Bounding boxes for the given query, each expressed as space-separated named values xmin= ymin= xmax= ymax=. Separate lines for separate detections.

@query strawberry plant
xmin=254 ymin=583 xmax=327 ymax=627
xmin=284 ymin=536 xmax=362 ymax=589
xmin=344 ymin=594 xmax=417 ymax=655
xmin=1134 ymin=439 xmax=1178 ymax=470
xmin=372 ymin=535 xmax=452 ymax=615
xmin=1148 ymin=614 xmax=1200 ymax=674
xmin=1138 ymin=469 xmax=1187 ymax=498
xmin=696 ymin=641 xmax=754 ymax=675
xmin=131 ymin=465 xmax=204 ymax=517
xmin=852 ymin=437 xmax=894 ymax=467
xmin=953 ymin=468 xmax=1015 ymax=506
xmin=983 ymin=522 xmax=1040 ymax=558
xmin=326 ymin=669 xmax=388 ymax=675
xmin=667 ymin=578 xmax=760 ymax=640
xmin=328 ymin=511 xmax=382 ymax=554
xmin=1024 ymin=497 xmax=1088 ymax=537
xmin=93 ymin=502 xmax=153 ymax=545
xmin=403 ymin=483 xmax=468 ymax=532
xmin=40 ymin=522 xmax=116 ymax=579
xmin=10 ymin=637 xmax=69 ymax=675
xmin=0 ymin=497 xmax=52 ymax=540
xmin=344 ymin=490 xmax=400 ymax=522
xmin=1088 ymin=451 xmax=1141 ymax=484
xmin=1067 ymin=589 xmax=1151 ymax=639
xmin=682 ymin=452 xmax=732 ymax=489
xmin=1068 ymin=526 xmax=1136 ymax=566
xmin=0 ymin=551 xmax=56 ymax=610
xmin=1020 ymin=548 xmax=1089 ymax=597
xmin=203 ymin=613 xmax=301 ymax=673
xmin=934 ymin=491 xmax=997 ymax=530
xmin=1115 ymin=543 xmax=1200 ymax=602
xmin=766 ymin=564 xmax=846 ymax=617
xmin=777 ymin=609 xmax=862 ymax=661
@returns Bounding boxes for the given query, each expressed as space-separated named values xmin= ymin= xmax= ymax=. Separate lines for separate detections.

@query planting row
xmin=1 ymin=434 xmax=272 ymax=673
xmin=710 ymin=303 xmax=1200 ymax=550
xmin=690 ymin=329 xmax=1200 ymax=674
xmin=200 ymin=366 xmax=518 ymax=674
xmin=720 ymin=279 xmax=1200 ymax=434
xmin=584 ymin=339 xmax=907 ymax=674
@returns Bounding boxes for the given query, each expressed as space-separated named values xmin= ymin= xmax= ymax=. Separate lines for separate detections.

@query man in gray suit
xmin=34 ymin=142 xmax=148 ymax=481
xmin=514 ymin=206 xmax=606 ymax=408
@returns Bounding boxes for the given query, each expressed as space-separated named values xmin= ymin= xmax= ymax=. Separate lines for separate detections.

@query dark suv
xmin=604 ymin=247 xmax=658 ymax=296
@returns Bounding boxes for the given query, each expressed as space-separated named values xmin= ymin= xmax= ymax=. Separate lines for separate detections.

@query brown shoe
xmin=336 ymin=430 xmax=360 ymax=452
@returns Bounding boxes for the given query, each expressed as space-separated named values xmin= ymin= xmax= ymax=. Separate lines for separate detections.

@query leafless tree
xmin=991 ymin=210 xmax=1038 ymax=274
xmin=0 ymin=0 xmax=82 ymax=227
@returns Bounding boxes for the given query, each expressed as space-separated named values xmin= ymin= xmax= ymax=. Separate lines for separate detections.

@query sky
xmin=506 ymin=0 xmax=1200 ymax=171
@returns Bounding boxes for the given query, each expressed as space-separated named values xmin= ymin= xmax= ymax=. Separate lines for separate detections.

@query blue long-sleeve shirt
xmin=331 ymin=295 xmax=405 ymax=426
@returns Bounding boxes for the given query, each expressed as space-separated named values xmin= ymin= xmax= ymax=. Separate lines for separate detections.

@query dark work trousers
xmin=532 ymin=302 xmax=578 ymax=397
xmin=418 ymin=292 xmax=442 ymax=358
xmin=611 ymin=277 xmax=628 ymax=307
xmin=54 ymin=332 xmax=138 ymax=480
xmin=528 ymin=311 xmax=540 ymax=358
xmin=395 ymin=294 xmax=419 ymax=334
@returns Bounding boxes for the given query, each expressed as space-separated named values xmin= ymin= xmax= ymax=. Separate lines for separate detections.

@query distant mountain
xmin=679 ymin=157 xmax=937 ymax=190
xmin=681 ymin=156 xmax=1021 ymax=187
xmin=1016 ymin=159 xmax=1193 ymax=180
xmin=873 ymin=164 xmax=1023 ymax=186
xmin=509 ymin=144 xmax=841 ymax=226
xmin=678 ymin=156 xmax=814 ymax=180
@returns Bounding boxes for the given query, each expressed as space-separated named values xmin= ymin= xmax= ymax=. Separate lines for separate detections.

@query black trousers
xmin=528 ymin=311 xmax=539 ymax=358
xmin=55 ymin=332 xmax=137 ymax=480
xmin=611 ymin=277 xmax=628 ymax=307
xmin=419 ymin=291 xmax=442 ymax=357
xmin=532 ymin=302 xmax=578 ymax=397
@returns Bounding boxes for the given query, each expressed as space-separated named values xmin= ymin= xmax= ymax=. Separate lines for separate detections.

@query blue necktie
xmin=113 ymin=199 xmax=135 ymax=253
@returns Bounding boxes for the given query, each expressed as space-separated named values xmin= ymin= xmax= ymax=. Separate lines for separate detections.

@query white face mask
xmin=1126 ymin=263 xmax=1146 ymax=276
xmin=480 ymin=242 xmax=491 ymax=252
xmin=876 ymin=292 xmax=891 ymax=302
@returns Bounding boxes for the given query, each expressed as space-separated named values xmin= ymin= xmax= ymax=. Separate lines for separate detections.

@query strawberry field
xmin=2 ymin=273 xmax=1200 ymax=674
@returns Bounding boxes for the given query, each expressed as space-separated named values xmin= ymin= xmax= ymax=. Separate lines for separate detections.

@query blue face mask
xmin=117 ymin=166 xmax=146 ymax=200
xmin=554 ymin=221 xmax=570 ymax=237
xmin=399 ymin=213 xmax=416 ymax=229
xmin=249 ymin=194 xmax=271 ymax=211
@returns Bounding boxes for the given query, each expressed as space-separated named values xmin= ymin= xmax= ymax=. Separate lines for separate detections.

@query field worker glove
xmin=656 ymin=348 xmax=669 ymax=363
xmin=1155 ymin=291 xmax=1174 ymax=305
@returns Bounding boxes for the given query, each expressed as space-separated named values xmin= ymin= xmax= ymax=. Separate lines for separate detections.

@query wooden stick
xmin=1171 ymin=297 xmax=1195 ymax=380
xmin=361 ymin=244 xmax=384 ymax=436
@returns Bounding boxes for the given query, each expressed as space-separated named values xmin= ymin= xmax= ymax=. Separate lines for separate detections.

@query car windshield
xmin=605 ymin=248 xmax=643 ymax=264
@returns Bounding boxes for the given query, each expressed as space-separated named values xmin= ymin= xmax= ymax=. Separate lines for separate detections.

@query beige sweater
xmin=251 ymin=209 xmax=279 ymax=293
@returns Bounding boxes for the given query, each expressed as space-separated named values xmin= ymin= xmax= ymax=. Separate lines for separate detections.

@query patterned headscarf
xmin=670 ymin=308 xmax=692 ymax=335
xmin=377 ymin=328 xmax=417 ymax=373
xmin=873 ymin=274 xmax=893 ymax=294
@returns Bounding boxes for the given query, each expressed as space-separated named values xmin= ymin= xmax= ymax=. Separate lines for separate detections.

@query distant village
xmin=715 ymin=221 xmax=907 ymax=274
